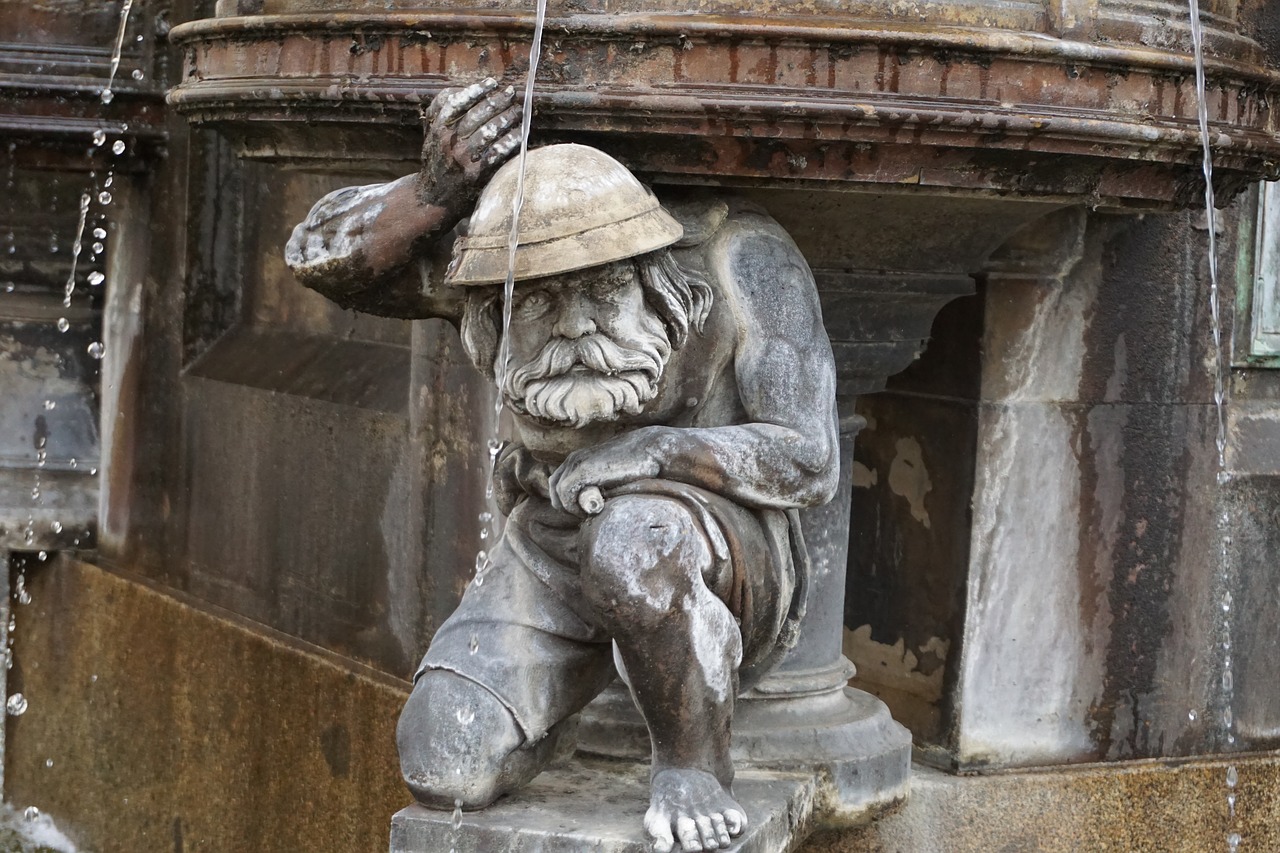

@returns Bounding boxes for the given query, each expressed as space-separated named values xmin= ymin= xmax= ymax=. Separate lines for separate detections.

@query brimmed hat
xmin=445 ymin=144 xmax=683 ymax=286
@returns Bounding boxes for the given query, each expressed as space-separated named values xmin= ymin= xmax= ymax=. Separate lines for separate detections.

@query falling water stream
xmin=453 ymin=4 xmax=551 ymax=849
xmin=1185 ymin=2 xmax=1240 ymax=849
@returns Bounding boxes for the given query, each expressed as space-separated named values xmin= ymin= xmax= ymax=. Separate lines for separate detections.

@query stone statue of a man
xmin=286 ymin=78 xmax=838 ymax=853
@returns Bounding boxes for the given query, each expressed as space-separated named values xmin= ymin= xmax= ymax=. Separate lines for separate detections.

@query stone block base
xmin=390 ymin=756 xmax=820 ymax=853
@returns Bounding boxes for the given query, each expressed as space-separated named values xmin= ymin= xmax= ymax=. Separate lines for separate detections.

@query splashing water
xmin=101 ymin=0 xmax=136 ymax=105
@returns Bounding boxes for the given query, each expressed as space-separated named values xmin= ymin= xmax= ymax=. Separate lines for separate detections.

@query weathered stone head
xmin=449 ymin=144 xmax=712 ymax=428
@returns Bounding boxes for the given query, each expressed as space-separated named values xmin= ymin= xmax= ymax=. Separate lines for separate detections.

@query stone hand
xmin=419 ymin=78 xmax=523 ymax=215
xmin=547 ymin=437 xmax=661 ymax=518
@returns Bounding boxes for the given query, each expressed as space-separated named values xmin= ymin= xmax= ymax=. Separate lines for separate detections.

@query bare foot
xmin=645 ymin=768 xmax=747 ymax=852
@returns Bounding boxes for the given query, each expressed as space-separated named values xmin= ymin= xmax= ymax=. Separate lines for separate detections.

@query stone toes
xmin=676 ymin=816 xmax=702 ymax=852
xmin=645 ymin=812 xmax=675 ymax=853
xmin=724 ymin=808 xmax=746 ymax=836
xmin=695 ymin=815 xmax=719 ymax=849
xmin=711 ymin=813 xmax=731 ymax=846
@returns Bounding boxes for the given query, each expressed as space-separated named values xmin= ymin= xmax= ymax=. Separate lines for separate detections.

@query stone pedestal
xmin=390 ymin=758 xmax=821 ymax=853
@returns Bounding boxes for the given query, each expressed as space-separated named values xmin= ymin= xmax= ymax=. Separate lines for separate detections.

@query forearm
xmin=635 ymin=424 xmax=839 ymax=509
xmin=285 ymin=175 xmax=460 ymax=318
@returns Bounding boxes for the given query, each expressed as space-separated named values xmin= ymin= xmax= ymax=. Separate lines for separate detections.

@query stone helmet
xmin=444 ymin=143 xmax=683 ymax=286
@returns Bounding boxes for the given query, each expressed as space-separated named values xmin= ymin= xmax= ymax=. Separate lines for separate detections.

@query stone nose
xmin=551 ymin=291 xmax=598 ymax=339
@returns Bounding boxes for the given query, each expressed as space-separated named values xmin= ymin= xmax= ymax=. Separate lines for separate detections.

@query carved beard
xmin=503 ymin=312 xmax=671 ymax=429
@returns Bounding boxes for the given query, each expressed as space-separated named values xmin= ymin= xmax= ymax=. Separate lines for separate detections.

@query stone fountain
xmin=1 ymin=0 xmax=1279 ymax=850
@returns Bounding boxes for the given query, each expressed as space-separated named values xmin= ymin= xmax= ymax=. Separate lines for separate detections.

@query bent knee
xmin=580 ymin=496 xmax=713 ymax=619
xmin=397 ymin=671 xmax=522 ymax=809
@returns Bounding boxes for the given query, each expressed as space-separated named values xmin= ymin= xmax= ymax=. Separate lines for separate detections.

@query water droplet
xmin=1228 ymin=792 xmax=1237 ymax=817
xmin=1226 ymin=765 xmax=1238 ymax=788
xmin=452 ymin=802 xmax=463 ymax=831
xmin=488 ymin=438 xmax=503 ymax=458
xmin=100 ymin=89 xmax=114 ymax=104
xmin=90 ymin=674 xmax=97 ymax=682
xmin=1224 ymin=707 xmax=1234 ymax=729
xmin=51 ymin=521 xmax=62 ymax=534
xmin=97 ymin=191 xmax=112 ymax=205
xmin=1223 ymin=670 xmax=1234 ymax=691
xmin=1189 ymin=709 xmax=1198 ymax=722
xmin=1227 ymin=832 xmax=1241 ymax=852
xmin=1222 ymin=591 xmax=1232 ymax=613
xmin=92 ymin=129 xmax=107 ymax=146
xmin=1217 ymin=470 xmax=1232 ymax=485
xmin=7 ymin=694 xmax=28 ymax=716
xmin=469 ymin=634 xmax=479 ymax=655
xmin=18 ymin=590 xmax=31 ymax=606
xmin=89 ymin=468 xmax=98 ymax=476
xmin=112 ymin=139 xmax=127 ymax=155
xmin=88 ymin=271 xmax=105 ymax=286
xmin=92 ymin=242 xmax=105 ymax=255
xmin=104 ymin=176 xmax=113 ymax=188
xmin=479 ymin=511 xmax=493 ymax=524
xmin=37 ymin=551 xmax=47 ymax=562
xmin=131 ymin=69 xmax=144 ymax=81
xmin=475 ymin=551 xmax=489 ymax=573
xmin=88 ymin=342 xmax=105 ymax=359
xmin=69 ymin=458 xmax=77 ymax=468
xmin=92 ymin=227 xmax=107 ymax=240
xmin=44 ymin=758 xmax=53 ymax=768
xmin=43 ymin=400 xmax=56 ymax=410
xmin=22 ymin=806 xmax=38 ymax=821
xmin=455 ymin=707 xmax=475 ymax=725
xmin=479 ymin=528 xmax=489 ymax=540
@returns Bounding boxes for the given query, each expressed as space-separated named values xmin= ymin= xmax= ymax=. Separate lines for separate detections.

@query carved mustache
xmin=507 ymin=334 xmax=666 ymax=392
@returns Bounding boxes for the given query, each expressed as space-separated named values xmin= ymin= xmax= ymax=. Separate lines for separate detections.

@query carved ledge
xmin=168 ymin=9 xmax=1280 ymax=207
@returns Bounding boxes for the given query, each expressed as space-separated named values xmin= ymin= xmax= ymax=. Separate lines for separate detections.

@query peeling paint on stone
xmin=843 ymin=624 xmax=948 ymax=701
xmin=887 ymin=437 xmax=932 ymax=529
xmin=850 ymin=461 xmax=878 ymax=489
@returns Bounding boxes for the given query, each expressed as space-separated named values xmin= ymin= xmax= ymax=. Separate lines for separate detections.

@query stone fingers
xmin=467 ymin=105 xmax=523 ymax=162
xmin=456 ymin=86 xmax=518 ymax=137
xmin=425 ymin=77 xmax=501 ymax=125
xmin=482 ymin=128 xmax=523 ymax=168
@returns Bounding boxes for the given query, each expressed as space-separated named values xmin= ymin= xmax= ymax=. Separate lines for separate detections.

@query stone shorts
xmin=416 ymin=479 xmax=801 ymax=743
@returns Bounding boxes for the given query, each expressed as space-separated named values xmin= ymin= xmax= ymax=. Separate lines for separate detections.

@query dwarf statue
xmin=286 ymin=79 xmax=838 ymax=853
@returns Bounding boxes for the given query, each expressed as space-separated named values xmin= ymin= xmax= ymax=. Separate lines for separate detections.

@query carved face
xmin=500 ymin=260 xmax=672 ymax=429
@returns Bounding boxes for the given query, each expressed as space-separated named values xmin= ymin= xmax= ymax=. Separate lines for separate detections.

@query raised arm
xmin=284 ymin=79 xmax=522 ymax=319
xmin=548 ymin=212 xmax=840 ymax=513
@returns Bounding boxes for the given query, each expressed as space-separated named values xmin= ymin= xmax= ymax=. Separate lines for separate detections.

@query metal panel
xmin=1252 ymin=181 xmax=1280 ymax=361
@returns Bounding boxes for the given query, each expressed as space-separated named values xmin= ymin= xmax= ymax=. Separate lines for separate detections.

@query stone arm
xmin=284 ymin=79 xmax=522 ymax=321
xmin=548 ymin=214 xmax=841 ymax=515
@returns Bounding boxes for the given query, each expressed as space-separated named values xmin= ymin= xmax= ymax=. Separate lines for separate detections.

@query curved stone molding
xmin=169 ymin=8 xmax=1280 ymax=206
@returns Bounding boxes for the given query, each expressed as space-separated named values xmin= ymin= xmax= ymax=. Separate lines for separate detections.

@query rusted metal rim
xmin=168 ymin=12 xmax=1280 ymax=85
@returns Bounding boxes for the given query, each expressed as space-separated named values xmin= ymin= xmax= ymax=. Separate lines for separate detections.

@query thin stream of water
xmin=1186 ymin=3 xmax=1240 ymax=849
xmin=61 ymin=194 xmax=91 ymax=310
xmin=101 ymin=0 xmax=135 ymax=105
xmin=494 ymin=0 xmax=550 ymax=414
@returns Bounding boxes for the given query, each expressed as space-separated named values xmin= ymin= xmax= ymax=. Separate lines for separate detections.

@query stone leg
xmin=580 ymin=494 xmax=741 ymax=785
xmin=397 ymin=671 xmax=575 ymax=809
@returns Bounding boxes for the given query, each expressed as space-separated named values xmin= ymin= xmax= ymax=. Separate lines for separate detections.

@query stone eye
xmin=513 ymin=289 xmax=552 ymax=318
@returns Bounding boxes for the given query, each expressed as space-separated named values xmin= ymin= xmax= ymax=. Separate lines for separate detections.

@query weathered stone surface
xmin=807 ymin=757 xmax=1280 ymax=852
xmin=5 ymin=556 xmax=410 ymax=853
xmin=391 ymin=760 xmax=818 ymax=853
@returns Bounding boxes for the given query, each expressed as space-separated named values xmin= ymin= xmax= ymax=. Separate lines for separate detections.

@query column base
xmin=576 ymin=677 xmax=912 ymax=826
